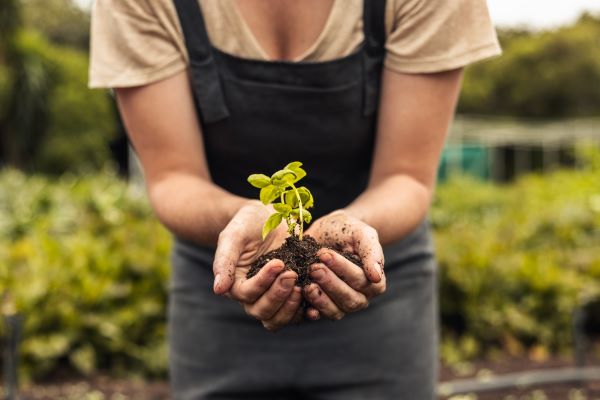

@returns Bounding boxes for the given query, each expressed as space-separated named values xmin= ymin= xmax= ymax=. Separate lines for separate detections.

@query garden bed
xmin=439 ymin=356 xmax=600 ymax=399
xmin=3 ymin=357 xmax=599 ymax=400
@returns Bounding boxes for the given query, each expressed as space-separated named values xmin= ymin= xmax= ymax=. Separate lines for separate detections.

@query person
xmin=90 ymin=1 xmax=500 ymax=398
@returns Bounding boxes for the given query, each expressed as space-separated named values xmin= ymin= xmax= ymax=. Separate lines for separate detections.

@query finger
xmin=305 ymin=307 xmax=320 ymax=321
xmin=304 ymin=283 xmax=345 ymax=321
xmin=354 ymin=226 xmax=385 ymax=284
xmin=310 ymin=265 xmax=368 ymax=313
xmin=262 ymin=286 xmax=302 ymax=331
xmin=317 ymin=249 xmax=369 ymax=290
xmin=231 ymin=259 xmax=285 ymax=303
xmin=361 ymin=265 xmax=387 ymax=299
xmin=244 ymin=270 xmax=297 ymax=320
xmin=318 ymin=249 xmax=386 ymax=299
xmin=291 ymin=303 xmax=306 ymax=324
xmin=212 ymin=228 xmax=245 ymax=295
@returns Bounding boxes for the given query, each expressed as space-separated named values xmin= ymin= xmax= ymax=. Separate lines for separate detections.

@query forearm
xmin=344 ymin=174 xmax=431 ymax=245
xmin=344 ymin=69 xmax=463 ymax=245
xmin=113 ymin=73 xmax=254 ymax=245
xmin=149 ymin=172 xmax=249 ymax=246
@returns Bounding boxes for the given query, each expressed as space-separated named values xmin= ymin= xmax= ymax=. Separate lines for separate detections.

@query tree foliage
xmin=21 ymin=0 xmax=91 ymax=50
xmin=0 ymin=31 xmax=115 ymax=173
xmin=0 ymin=18 xmax=54 ymax=170
xmin=459 ymin=13 xmax=600 ymax=118
xmin=0 ymin=0 xmax=20 ymax=43
xmin=0 ymin=0 xmax=115 ymax=174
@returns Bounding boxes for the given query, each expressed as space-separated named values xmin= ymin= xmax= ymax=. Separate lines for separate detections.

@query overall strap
xmin=362 ymin=0 xmax=387 ymax=116
xmin=173 ymin=0 xmax=229 ymax=123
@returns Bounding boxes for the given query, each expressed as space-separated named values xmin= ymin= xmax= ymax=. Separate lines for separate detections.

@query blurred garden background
xmin=1 ymin=0 xmax=600 ymax=399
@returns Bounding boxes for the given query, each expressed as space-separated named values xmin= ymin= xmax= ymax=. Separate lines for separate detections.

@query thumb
xmin=212 ymin=229 xmax=243 ymax=295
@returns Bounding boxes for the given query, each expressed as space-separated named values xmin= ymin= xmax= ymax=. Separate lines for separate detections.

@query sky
xmin=486 ymin=0 xmax=600 ymax=29
xmin=77 ymin=0 xmax=600 ymax=29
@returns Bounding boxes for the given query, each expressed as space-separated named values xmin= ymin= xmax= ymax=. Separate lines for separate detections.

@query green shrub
xmin=1 ymin=149 xmax=599 ymax=380
xmin=0 ymin=170 xmax=171 ymax=380
xmin=433 ymin=148 xmax=600 ymax=362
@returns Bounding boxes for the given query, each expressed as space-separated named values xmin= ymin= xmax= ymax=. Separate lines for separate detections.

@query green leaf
xmin=247 ymin=174 xmax=271 ymax=188
xmin=296 ymin=187 xmax=314 ymax=209
xmin=285 ymin=161 xmax=303 ymax=170
xmin=262 ymin=213 xmax=283 ymax=239
xmin=259 ymin=185 xmax=280 ymax=205
xmin=271 ymin=169 xmax=296 ymax=186
xmin=285 ymin=162 xmax=306 ymax=183
xmin=292 ymin=169 xmax=306 ymax=183
xmin=283 ymin=187 xmax=313 ymax=209
xmin=273 ymin=203 xmax=292 ymax=216
xmin=284 ymin=190 xmax=298 ymax=208
xmin=302 ymin=209 xmax=312 ymax=224
xmin=70 ymin=344 xmax=97 ymax=375
xmin=291 ymin=208 xmax=312 ymax=223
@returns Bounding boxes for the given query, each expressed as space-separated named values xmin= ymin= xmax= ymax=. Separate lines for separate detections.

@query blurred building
xmin=438 ymin=116 xmax=600 ymax=182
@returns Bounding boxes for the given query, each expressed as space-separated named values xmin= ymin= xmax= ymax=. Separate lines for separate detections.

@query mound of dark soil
xmin=247 ymin=234 xmax=362 ymax=286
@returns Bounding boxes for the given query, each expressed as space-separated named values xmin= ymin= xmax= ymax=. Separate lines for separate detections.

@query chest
xmin=233 ymin=0 xmax=336 ymax=61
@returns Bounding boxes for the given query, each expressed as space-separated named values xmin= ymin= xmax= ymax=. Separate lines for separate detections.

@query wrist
xmin=336 ymin=207 xmax=367 ymax=224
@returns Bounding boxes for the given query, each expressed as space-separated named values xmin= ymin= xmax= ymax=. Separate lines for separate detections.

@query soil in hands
xmin=247 ymin=234 xmax=363 ymax=287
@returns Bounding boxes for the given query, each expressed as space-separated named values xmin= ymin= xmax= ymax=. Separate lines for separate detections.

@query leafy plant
xmin=2 ymin=147 xmax=599 ymax=381
xmin=247 ymin=161 xmax=314 ymax=240
xmin=0 ymin=169 xmax=171 ymax=381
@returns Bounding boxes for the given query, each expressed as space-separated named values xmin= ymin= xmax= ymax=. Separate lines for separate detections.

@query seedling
xmin=248 ymin=161 xmax=314 ymax=240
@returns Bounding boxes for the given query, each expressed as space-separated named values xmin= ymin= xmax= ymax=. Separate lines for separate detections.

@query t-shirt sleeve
xmin=89 ymin=0 xmax=186 ymax=88
xmin=384 ymin=0 xmax=501 ymax=74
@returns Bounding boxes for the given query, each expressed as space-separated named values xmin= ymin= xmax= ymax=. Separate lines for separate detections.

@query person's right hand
xmin=213 ymin=200 xmax=303 ymax=331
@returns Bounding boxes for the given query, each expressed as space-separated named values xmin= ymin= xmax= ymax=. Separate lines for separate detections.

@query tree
xmin=458 ymin=13 xmax=600 ymax=118
xmin=21 ymin=0 xmax=91 ymax=50
xmin=0 ymin=0 xmax=52 ymax=170
xmin=0 ymin=0 xmax=115 ymax=173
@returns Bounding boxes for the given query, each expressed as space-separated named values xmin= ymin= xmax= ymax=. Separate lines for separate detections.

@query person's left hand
xmin=301 ymin=210 xmax=386 ymax=321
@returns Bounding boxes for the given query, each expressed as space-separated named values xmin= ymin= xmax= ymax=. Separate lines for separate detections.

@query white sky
xmin=78 ymin=0 xmax=600 ymax=29
xmin=487 ymin=0 xmax=600 ymax=29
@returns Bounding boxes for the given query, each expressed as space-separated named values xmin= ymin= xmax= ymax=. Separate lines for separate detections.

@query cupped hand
xmin=213 ymin=201 xmax=302 ymax=331
xmin=302 ymin=210 xmax=386 ymax=321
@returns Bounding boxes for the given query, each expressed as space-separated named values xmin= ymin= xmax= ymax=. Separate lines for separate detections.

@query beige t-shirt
xmin=89 ymin=0 xmax=501 ymax=88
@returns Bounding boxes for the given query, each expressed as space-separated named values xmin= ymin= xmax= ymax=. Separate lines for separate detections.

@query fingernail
xmin=309 ymin=287 xmax=322 ymax=300
xmin=311 ymin=267 xmax=326 ymax=281
xmin=281 ymin=277 xmax=296 ymax=289
xmin=319 ymin=252 xmax=333 ymax=266
xmin=213 ymin=273 xmax=222 ymax=291
xmin=270 ymin=262 xmax=283 ymax=276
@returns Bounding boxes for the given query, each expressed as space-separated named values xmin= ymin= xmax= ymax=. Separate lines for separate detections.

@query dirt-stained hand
xmin=302 ymin=210 xmax=386 ymax=321
xmin=212 ymin=201 xmax=302 ymax=331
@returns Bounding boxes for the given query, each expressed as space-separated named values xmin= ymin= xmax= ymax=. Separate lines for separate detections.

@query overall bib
xmin=170 ymin=1 xmax=438 ymax=399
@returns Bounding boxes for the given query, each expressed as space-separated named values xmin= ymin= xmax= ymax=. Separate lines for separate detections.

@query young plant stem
xmin=290 ymin=183 xmax=304 ymax=240
xmin=280 ymin=192 xmax=293 ymax=234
